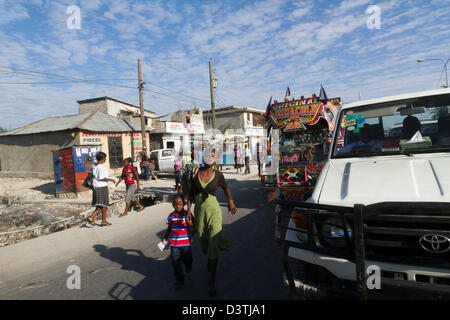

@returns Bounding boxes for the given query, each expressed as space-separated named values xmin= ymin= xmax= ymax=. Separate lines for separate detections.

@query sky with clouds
xmin=0 ymin=0 xmax=449 ymax=130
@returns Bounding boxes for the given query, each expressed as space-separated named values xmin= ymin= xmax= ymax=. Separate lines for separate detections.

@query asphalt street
xmin=0 ymin=175 xmax=286 ymax=300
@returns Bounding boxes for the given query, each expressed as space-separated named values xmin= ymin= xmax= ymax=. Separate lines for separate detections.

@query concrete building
xmin=203 ymin=105 xmax=265 ymax=132
xmin=0 ymin=111 xmax=151 ymax=178
xmin=171 ymin=107 xmax=203 ymax=125
xmin=203 ymin=105 xmax=265 ymax=164
xmin=149 ymin=121 xmax=205 ymax=155
xmin=77 ymin=96 xmax=165 ymax=132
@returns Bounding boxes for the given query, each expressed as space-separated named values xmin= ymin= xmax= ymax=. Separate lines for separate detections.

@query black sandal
xmin=86 ymin=217 xmax=95 ymax=226
xmin=100 ymin=221 xmax=112 ymax=227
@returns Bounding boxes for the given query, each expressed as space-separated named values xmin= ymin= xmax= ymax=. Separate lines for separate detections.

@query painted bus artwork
xmin=261 ymin=93 xmax=341 ymax=203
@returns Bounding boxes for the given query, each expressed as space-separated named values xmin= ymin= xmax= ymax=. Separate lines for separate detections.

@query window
xmin=108 ymin=136 xmax=123 ymax=168
xmin=162 ymin=150 xmax=173 ymax=157
xmin=333 ymin=101 xmax=450 ymax=158
xmin=167 ymin=141 xmax=175 ymax=149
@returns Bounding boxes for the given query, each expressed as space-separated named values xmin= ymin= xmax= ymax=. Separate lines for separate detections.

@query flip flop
xmin=100 ymin=222 xmax=112 ymax=227
xmin=119 ymin=214 xmax=128 ymax=218
xmin=137 ymin=207 xmax=144 ymax=212
xmin=86 ymin=217 xmax=95 ymax=226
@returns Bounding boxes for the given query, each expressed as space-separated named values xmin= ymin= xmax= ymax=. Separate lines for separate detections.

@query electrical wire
xmin=146 ymin=81 xmax=211 ymax=104
xmin=0 ymin=80 xmax=137 ymax=89
xmin=0 ymin=66 xmax=138 ymax=88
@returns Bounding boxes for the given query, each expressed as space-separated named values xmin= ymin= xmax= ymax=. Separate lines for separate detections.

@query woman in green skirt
xmin=187 ymin=148 xmax=237 ymax=296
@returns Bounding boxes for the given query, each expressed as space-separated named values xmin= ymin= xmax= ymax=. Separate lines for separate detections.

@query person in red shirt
xmin=162 ymin=194 xmax=194 ymax=289
xmin=115 ymin=157 xmax=144 ymax=217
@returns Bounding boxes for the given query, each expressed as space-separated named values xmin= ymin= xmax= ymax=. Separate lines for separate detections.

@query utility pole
xmin=209 ymin=58 xmax=216 ymax=132
xmin=138 ymin=59 xmax=147 ymax=151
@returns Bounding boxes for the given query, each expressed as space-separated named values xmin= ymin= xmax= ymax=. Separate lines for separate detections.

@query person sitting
xmin=402 ymin=115 xmax=422 ymax=140
xmin=336 ymin=124 xmax=384 ymax=154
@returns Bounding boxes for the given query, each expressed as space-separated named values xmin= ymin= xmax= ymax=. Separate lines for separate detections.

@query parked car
xmin=275 ymin=88 xmax=450 ymax=299
xmin=149 ymin=149 xmax=176 ymax=172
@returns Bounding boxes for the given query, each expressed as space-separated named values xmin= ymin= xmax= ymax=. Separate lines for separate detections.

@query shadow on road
xmin=94 ymin=179 xmax=285 ymax=300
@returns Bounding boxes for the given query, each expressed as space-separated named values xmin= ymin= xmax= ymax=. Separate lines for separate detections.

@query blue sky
xmin=0 ymin=0 xmax=449 ymax=130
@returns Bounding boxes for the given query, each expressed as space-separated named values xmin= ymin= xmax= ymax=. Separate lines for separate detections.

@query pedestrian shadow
xmin=94 ymin=245 xmax=155 ymax=277
xmin=94 ymin=244 xmax=177 ymax=300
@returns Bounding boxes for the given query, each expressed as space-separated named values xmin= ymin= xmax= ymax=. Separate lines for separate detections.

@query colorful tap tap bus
xmin=261 ymin=93 xmax=341 ymax=204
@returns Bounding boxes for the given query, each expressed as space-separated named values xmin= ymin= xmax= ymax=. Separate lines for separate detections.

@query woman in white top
xmin=86 ymin=152 xmax=116 ymax=227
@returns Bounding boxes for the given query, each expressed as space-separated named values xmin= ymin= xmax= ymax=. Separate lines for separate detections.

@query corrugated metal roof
xmin=1 ymin=111 xmax=149 ymax=136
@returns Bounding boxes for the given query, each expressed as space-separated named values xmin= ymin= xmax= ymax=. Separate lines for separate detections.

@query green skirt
xmin=194 ymin=193 xmax=231 ymax=260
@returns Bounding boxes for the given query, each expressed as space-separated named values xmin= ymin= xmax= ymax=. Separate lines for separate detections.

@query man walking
xmin=244 ymin=144 xmax=251 ymax=174
xmin=137 ymin=147 xmax=150 ymax=181
xmin=256 ymin=142 xmax=261 ymax=177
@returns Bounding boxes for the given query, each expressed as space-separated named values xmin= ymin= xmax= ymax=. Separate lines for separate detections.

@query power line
xmin=0 ymin=79 xmax=137 ymax=89
xmin=0 ymin=66 xmax=137 ymax=88
xmin=146 ymin=81 xmax=211 ymax=104
xmin=1 ymin=69 xmax=136 ymax=82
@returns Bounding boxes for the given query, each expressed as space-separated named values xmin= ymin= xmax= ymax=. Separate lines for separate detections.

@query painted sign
xmin=268 ymin=97 xmax=341 ymax=130
xmin=245 ymin=126 xmax=264 ymax=137
xmin=165 ymin=122 xmax=205 ymax=134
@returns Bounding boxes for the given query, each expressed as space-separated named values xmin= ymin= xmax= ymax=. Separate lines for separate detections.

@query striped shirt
xmin=166 ymin=209 xmax=191 ymax=247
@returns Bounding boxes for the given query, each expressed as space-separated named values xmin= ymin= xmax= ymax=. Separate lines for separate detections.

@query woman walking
xmin=233 ymin=144 xmax=242 ymax=174
xmin=86 ymin=152 xmax=116 ymax=227
xmin=187 ymin=148 xmax=237 ymax=296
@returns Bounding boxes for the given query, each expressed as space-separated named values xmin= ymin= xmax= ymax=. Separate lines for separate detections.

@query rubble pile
xmin=0 ymin=202 xmax=91 ymax=245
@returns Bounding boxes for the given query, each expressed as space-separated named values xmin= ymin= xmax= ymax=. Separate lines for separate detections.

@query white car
xmin=149 ymin=149 xmax=176 ymax=172
xmin=277 ymin=88 xmax=450 ymax=299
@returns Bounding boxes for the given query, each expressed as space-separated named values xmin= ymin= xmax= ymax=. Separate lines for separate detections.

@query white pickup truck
xmin=276 ymin=88 xmax=450 ymax=299
xmin=149 ymin=149 xmax=176 ymax=173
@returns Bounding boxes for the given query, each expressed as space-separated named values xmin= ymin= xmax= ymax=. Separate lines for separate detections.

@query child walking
xmin=162 ymin=194 xmax=194 ymax=289
xmin=115 ymin=157 xmax=144 ymax=217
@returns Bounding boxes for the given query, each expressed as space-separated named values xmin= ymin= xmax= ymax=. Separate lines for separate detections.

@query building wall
xmin=171 ymin=108 xmax=204 ymax=125
xmin=78 ymin=100 xmax=108 ymax=114
xmin=149 ymin=133 xmax=164 ymax=151
xmin=204 ymin=111 xmax=245 ymax=132
xmin=204 ymin=109 xmax=265 ymax=133
xmin=79 ymin=99 xmax=154 ymax=131
xmin=76 ymin=131 xmax=149 ymax=175
xmin=0 ymin=131 xmax=76 ymax=173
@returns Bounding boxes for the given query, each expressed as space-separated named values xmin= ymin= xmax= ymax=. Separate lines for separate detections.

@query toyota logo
xmin=419 ymin=234 xmax=450 ymax=253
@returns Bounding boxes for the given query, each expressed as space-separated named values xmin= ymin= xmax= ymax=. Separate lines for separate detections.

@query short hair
xmin=96 ymin=152 xmax=107 ymax=162
xmin=124 ymin=157 xmax=132 ymax=164
xmin=172 ymin=193 xmax=185 ymax=205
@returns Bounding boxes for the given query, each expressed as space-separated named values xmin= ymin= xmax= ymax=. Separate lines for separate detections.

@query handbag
xmin=82 ymin=172 xmax=94 ymax=189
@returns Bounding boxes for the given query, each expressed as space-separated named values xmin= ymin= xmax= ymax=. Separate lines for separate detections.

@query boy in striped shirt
xmin=162 ymin=194 xmax=194 ymax=289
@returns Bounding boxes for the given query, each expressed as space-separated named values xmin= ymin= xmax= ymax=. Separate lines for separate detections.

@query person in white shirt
xmin=244 ymin=144 xmax=252 ymax=174
xmin=86 ymin=152 xmax=116 ymax=227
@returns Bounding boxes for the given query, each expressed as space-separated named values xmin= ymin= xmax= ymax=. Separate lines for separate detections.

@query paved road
xmin=0 ymin=175 xmax=286 ymax=300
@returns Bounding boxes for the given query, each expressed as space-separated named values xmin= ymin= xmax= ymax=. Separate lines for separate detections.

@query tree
xmin=0 ymin=127 xmax=6 ymax=133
